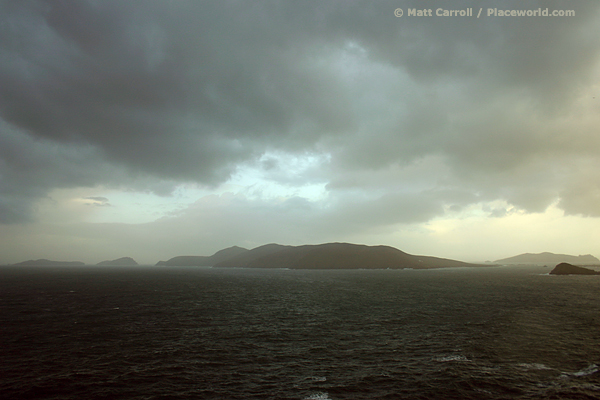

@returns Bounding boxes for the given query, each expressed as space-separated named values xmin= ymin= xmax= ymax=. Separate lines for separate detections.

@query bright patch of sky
xmin=229 ymin=151 xmax=330 ymax=201
xmin=38 ymin=151 xmax=331 ymax=224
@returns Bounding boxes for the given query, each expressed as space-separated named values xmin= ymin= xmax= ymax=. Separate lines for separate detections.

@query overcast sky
xmin=1 ymin=0 xmax=599 ymax=264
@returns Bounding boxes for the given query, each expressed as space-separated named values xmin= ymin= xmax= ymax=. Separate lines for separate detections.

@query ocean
xmin=1 ymin=265 xmax=599 ymax=399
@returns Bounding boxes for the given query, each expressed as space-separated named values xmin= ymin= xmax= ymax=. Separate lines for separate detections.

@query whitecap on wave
xmin=304 ymin=392 xmax=332 ymax=400
xmin=572 ymin=364 xmax=598 ymax=377
xmin=560 ymin=364 xmax=599 ymax=379
xmin=435 ymin=355 xmax=471 ymax=362
xmin=517 ymin=363 xmax=553 ymax=370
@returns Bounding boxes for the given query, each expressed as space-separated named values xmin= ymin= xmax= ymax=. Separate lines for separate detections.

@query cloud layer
xmin=1 ymin=0 xmax=600 ymax=261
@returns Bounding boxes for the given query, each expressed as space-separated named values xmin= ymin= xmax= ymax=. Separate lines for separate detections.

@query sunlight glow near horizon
xmin=418 ymin=202 xmax=600 ymax=262
xmin=31 ymin=185 xmax=600 ymax=265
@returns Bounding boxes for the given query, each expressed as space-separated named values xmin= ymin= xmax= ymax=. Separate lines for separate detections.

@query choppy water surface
xmin=1 ymin=265 xmax=599 ymax=399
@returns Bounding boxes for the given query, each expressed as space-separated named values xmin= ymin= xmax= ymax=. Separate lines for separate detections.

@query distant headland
xmin=493 ymin=252 xmax=600 ymax=267
xmin=10 ymin=257 xmax=138 ymax=267
xmin=11 ymin=259 xmax=86 ymax=267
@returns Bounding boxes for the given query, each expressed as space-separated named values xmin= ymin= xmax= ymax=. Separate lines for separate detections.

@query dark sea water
xmin=1 ymin=265 xmax=599 ymax=400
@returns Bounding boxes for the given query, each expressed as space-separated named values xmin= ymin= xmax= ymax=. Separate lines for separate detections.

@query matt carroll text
xmin=394 ymin=7 xmax=575 ymax=18
xmin=394 ymin=8 xmax=478 ymax=17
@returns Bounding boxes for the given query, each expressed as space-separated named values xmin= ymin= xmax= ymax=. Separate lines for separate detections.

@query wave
xmin=561 ymin=364 xmax=599 ymax=378
xmin=517 ymin=363 xmax=552 ymax=370
xmin=304 ymin=392 xmax=332 ymax=400
xmin=435 ymin=355 xmax=471 ymax=362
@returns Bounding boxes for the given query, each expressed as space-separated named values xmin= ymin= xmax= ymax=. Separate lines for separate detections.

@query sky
xmin=1 ymin=0 xmax=600 ymax=265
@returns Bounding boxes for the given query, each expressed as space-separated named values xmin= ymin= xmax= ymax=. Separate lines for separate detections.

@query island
xmin=213 ymin=242 xmax=488 ymax=270
xmin=96 ymin=257 xmax=138 ymax=266
xmin=549 ymin=262 xmax=600 ymax=275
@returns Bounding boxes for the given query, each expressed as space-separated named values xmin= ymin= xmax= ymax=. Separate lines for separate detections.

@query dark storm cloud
xmin=0 ymin=0 xmax=361 ymax=221
xmin=1 ymin=0 xmax=600 ymax=224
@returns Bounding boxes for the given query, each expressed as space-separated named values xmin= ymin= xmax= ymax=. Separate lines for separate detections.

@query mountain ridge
xmin=214 ymin=242 xmax=488 ymax=270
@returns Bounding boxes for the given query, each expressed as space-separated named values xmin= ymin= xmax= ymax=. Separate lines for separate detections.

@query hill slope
xmin=156 ymin=246 xmax=248 ymax=266
xmin=214 ymin=244 xmax=292 ymax=268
